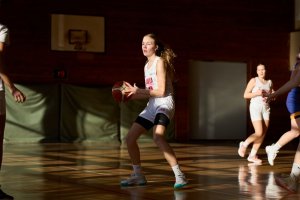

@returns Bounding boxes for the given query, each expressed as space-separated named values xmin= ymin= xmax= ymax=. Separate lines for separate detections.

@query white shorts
xmin=0 ymin=91 xmax=5 ymax=115
xmin=139 ymin=95 xmax=174 ymax=123
xmin=249 ymin=102 xmax=270 ymax=121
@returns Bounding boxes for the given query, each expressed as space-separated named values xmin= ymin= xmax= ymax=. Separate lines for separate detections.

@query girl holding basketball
xmin=120 ymin=33 xmax=187 ymax=189
xmin=238 ymin=64 xmax=274 ymax=164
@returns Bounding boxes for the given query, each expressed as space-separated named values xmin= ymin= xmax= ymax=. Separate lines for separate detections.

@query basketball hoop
xmin=68 ymin=29 xmax=88 ymax=51
xmin=74 ymin=41 xmax=85 ymax=50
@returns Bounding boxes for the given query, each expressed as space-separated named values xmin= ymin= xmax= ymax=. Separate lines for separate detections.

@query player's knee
xmin=254 ymin=131 xmax=264 ymax=137
xmin=125 ymin=135 xmax=136 ymax=146
xmin=153 ymin=134 xmax=164 ymax=146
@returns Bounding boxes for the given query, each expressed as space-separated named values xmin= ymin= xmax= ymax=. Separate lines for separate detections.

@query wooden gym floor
xmin=0 ymin=141 xmax=299 ymax=200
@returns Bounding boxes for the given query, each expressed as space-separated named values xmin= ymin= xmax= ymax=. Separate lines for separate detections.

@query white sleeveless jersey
xmin=139 ymin=56 xmax=175 ymax=122
xmin=144 ymin=56 xmax=173 ymax=97
xmin=250 ymin=77 xmax=272 ymax=104
xmin=0 ymin=24 xmax=9 ymax=91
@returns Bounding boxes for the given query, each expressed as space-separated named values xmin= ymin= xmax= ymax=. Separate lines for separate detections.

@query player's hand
xmin=256 ymin=89 xmax=264 ymax=96
xmin=124 ymin=82 xmax=138 ymax=97
xmin=12 ymin=89 xmax=26 ymax=103
xmin=265 ymin=92 xmax=277 ymax=103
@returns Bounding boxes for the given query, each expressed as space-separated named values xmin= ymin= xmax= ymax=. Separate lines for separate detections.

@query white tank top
xmin=250 ymin=77 xmax=272 ymax=104
xmin=0 ymin=24 xmax=9 ymax=91
xmin=144 ymin=56 xmax=173 ymax=97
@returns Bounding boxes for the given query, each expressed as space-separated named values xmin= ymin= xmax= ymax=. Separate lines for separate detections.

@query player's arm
xmin=123 ymin=82 xmax=145 ymax=100
xmin=268 ymin=67 xmax=300 ymax=100
xmin=0 ymin=42 xmax=26 ymax=103
xmin=148 ymin=58 xmax=166 ymax=97
xmin=125 ymin=59 xmax=167 ymax=99
xmin=0 ymin=43 xmax=16 ymax=93
xmin=243 ymin=78 xmax=261 ymax=99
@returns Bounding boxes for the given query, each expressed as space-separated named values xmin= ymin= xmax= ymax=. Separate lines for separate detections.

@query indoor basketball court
xmin=0 ymin=141 xmax=298 ymax=199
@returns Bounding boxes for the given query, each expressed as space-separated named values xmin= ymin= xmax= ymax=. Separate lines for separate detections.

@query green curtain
xmin=4 ymin=84 xmax=175 ymax=143
xmin=5 ymin=84 xmax=60 ymax=143
xmin=60 ymin=84 xmax=120 ymax=144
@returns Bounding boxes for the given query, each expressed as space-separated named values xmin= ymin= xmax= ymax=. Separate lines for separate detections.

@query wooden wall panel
xmin=0 ymin=0 xmax=295 ymax=141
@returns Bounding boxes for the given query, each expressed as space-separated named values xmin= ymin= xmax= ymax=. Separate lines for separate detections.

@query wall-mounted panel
xmin=188 ymin=61 xmax=247 ymax=140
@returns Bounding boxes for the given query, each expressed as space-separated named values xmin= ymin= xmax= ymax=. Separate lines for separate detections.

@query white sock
xmin=290 ymin=163 xmax=300 ymax=180
xmin=132 ymin=165 xmax=142 ymax=175
xmin=172 ymin=164 xmax=184 ymax=177
xmin=249 ymin=149 xmax=258 ymax=157
xmin=274 ymin=143 xmax=281 ymax=151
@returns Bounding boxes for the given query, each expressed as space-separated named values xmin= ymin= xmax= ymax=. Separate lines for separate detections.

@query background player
xmin=238 ymin=64 xmax=274 ymax=164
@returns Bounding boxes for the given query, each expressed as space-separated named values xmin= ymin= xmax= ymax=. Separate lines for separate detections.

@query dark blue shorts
xmin=286 ymin=87 xmax=300 ymax=115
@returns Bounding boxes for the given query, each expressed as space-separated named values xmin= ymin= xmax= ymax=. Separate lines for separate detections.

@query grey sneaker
xmin=275 ymin=174 xmax=298 ymax=193
xmin=174 ymin=174 xmax=188 ymax=189
xmin=120 ymin=174 xmax=147 ymax=187
xmin=265 ymin=144 xmax=278 ymax=166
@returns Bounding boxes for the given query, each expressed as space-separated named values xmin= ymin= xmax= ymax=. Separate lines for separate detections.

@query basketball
xmin=112 ymin=81 xmax=131 ymax=103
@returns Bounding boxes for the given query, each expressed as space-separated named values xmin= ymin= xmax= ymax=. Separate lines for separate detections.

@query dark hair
xmin=144 ymin=33 xmax=176 ymax=81
xmin=257 ymin=63 xmax=265 ymax=68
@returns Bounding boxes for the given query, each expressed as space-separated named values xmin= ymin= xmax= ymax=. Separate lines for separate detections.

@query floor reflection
xmin=173 ymin=190 xmax=187 ymax=200
xmin=238 ymin=164 xmax=285 ymax=199
xmin=2 ymin=143 xmax=300 ymax=199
